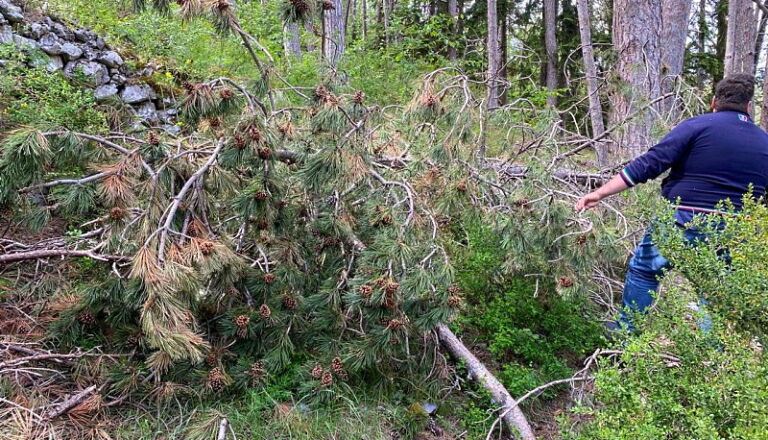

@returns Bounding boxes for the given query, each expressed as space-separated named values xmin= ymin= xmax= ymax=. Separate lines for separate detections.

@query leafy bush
xmin=566 ymin=200 xmax=768 ymax=439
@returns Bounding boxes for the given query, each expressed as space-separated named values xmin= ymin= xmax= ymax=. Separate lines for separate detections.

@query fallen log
xmin=435 ymin=323 xmax=536 ymax=440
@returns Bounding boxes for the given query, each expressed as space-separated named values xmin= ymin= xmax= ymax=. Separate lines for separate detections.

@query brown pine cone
xmin=259 ymin=304 xmax=272 ymax=320
xmin=311 ymin=364 xmax=324 ymax=379
xmin=200 ymin=241 xmax=215 ymax=256
xmin=209 ymin=117 xmax=222 ymax=128
xmin=219 ymin=88 xmax=233 ymax=100
xmin=234 ymin=134 xmax=247 ymax=150
xmin=456 ymin=181 xmax=467 ymax=192
xmin=384 ymin=282 xmax=400 ymax=295
xmin=283 ymin=295 xmax=297 ymax=310
xmin=254 ymin=190 xmax=269 ymax=201
xmin=263 ymin=273 xmax=277 ymax=284
xmin=76 ymin=311 xmax=96 ymax=325
xmin=447 ymin=284 xmax=461 ymax=295
xmin=358 ymin=284 xmax=373 ymax=298
xmin=257 ymin=147 xmax=272 ymax=160
xmin=448 ymin=296 xmax=461 ymax=308
xmin=248 ymin=126 xmax=262 ymax=142
xmin=314 ymin=85 xmax=329 ymax=99
xmin=109 ymin=207 xmax=126 ymax=221
xmin=331 ymin=357 xmax=344 ymax=374
xmin=387 ymin=319 xmax=404 ymax=330
xmin=250 ymin=361 xmax=266 ymax=383
xmin=207 ymin=367 xmax=224 ymax=391
xmin=381 ymin=214 xmax=394 ymax=226
xmin=558 ymin=276 xmax=574 ymax=288
xmin=576 ymin=235 xmax=587 ymax=245
xmin=353 ymin=90 xmax=364 ymax=104
xmin=205 ymin=352 xmax=218 ymax=367
xmin=235 ymin=314 xmax=250 ymax=328
xmin=320 ymin=370 xmax=333 ymax=387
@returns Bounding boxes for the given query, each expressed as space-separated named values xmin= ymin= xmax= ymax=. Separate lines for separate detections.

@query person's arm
xmin=574 ymin=174 xmax=629 ymax=211
xmin=574 ymin=118 xmax=700 ymax=211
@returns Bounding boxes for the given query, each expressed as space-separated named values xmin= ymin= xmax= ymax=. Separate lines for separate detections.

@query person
xmin=574 ymin=73 xmax=768 ymax=330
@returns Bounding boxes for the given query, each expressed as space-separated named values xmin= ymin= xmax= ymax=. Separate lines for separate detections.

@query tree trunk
xmin=544 ymin=0 xmax=558 ymax=107
xmin=448 ymin=0 xmax=458 ymax=59
xmin=499 ymin=0 xmax=508 ymax=105
xmin=611 ymin=0 xmax=663 ymax=158
xmin=762 ymin=72 xmax=768 ymax=130
xmin=754 ymin=2 xmax=768 ymax=69
xmin=436 ymin=324 xmax=536 ymax=440
xmin=660 ymin=0 xmax=692 ymax=115
xmin=322 ymin=0 xmax=346 ymax=66
xmin=362 ymin=0 xmax=367 ymax=40
xmin=576 ymin=0 xmax=607 ymax=165
xmin=487 ymin=0 xmax=502 ymax=109
xmin=283 ymin=22 xmax=301 ymax=60
xmin=715 ymin=0 xmax=728 ymax=82
xmin=724 ymin=0 xmax=757 ymax=75
xmin=696 ymin=0 xmax=707 ymax=88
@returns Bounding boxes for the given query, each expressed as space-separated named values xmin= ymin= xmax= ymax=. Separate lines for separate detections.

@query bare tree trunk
xmin=696 ymin=0 xmax=707 ymax=88
xmin=499 ymin=0 xmax=508 ymax=105
xmin=611 ymin=0 xmax=663 ymax=158
xmin=715 ymin=0 xmax=728 ymax=82
xmin=544 ymin=0 xmax=558 ymax=108
xmin=283 ymin=22 xmax=301 ymax=60
xmin=447 ymin=0 xmax=458 ymax=60
xmin=754 ymin=2 xmax=768 ymax=69
xmin=323 ymin=0 xmax=346 ymax=66
xmin=487 ymin=0 xmax=502 ymax=109
xmin=305 ymin=20 xmax=316 ymax=51
xmin=661 ymin=0 xmax=692 ymax=115
xmin=724 ymin=0 xmax=757 ymax=75
xmin=436 ymin=324 xmax=536 ymax=440
xmin=576 ymin=0 xmax=607 ymax=165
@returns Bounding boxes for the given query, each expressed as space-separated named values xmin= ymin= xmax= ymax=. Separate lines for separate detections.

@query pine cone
xmin=77 ymin=310 xmax=96 ymax=325
xmin=209 ymin=117 xmax=222 ymax=128
xmin=447 ymin=284 xmax=461 ymax=295
xmin=456 ymin=181 xmax=467 ymax=192
xmin=263 ymin=273 xmax=277 ymax=284
xmin=234 ymin=134 xmax=247 ymax=150
xmin=358 ymin=284 xmax=373 ymax=298
xmin=320 ymin=370 xmax=333 ymax=387
xmin=254 ymin=190 xmax=269 ymax=201
xmin=558 ymin=276 xmax=574 ymax=288
xmin=219 ymin=88 xmax=233 ymax=100
xmin=576 ymin=235 xmax=587 ymax=245
xmin=283 ymin=295 xmax=297 ymax=310
xmin=183 ymin=81 xmax=196 ymax=93
xmin=331 ymin=357 xmax=344 ymax=373
xmin=109 ymin=207 xmax=126 ymax=221
xmin=381 ymin=214 xmax=393 ymax=226
xmin=314 ymin=85 xmax=329 ymax=100
xmin=205 ymin=352 xmax=218 ymax=367
xmin=148 ymin=132 xmax=160 ymax=145
xmin=200 ymin=241 xmax=215 ymax=256
xmin=353 ymin=90 xmax=364 ymax=104
xmin=311 ymin=364 xmax=324 ymax=379
xmin=259 ymin=304 xmax=272 ymax=320
xmin=384 ymin=282 xmax=400 ymax=295
xmin=257 ymin=147 xmax=272 ymax=160
xmin=250 ymin=361 xmax=266 ymax=383
xmin=235 ymin=314 xmax=250 ymax=328
xmin=207 ymin=367 xmax=224 ymax=391
xmin=387 ymin=319 xmax=404 ymax=330
xmin=448 ymin=296 xmax=461 ymax=308
xmin=248 ymin=126 xmax=262 ymax=142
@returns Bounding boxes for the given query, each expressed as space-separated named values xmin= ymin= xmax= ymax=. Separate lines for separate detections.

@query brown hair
xmin=714 ymin=74 xmax=755 ymax=113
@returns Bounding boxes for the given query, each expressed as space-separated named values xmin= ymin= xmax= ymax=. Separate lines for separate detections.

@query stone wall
xmin=0 ymin=0 xmax=178 ymax=133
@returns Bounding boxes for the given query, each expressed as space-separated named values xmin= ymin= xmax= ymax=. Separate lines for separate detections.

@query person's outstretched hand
xmin=574 ymin=191 xmax=602 ymax=211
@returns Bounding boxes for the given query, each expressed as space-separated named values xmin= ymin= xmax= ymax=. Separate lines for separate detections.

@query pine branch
xmin=0 ymin=248 xmax=127 ymax=264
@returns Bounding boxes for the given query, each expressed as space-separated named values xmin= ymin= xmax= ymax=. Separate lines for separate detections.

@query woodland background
xmin=2 ymin=0 xmax=768 ymax=439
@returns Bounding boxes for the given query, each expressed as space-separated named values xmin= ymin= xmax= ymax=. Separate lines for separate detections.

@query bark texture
xmin=724 ymin=0 xmax=757 ymax=75
xmin=487 ymin=0 xmax=502 ymax=109
xmin=447 ymin=0 xmax=458 ymax=59
xmin=436 ymin=324 xmax=536 ymax=440
xmin=611 ymin=0 xmax=663 ymax=158
xmin=284 ymin=22 xmax=301 ymax=60
xmin=544 ymin=0 xmax=558 ymax=107
xmin=661 ymin=0 xmax=692 ymax=114
xmin=323 ymin=0 xmax=346 ymax=66
xmin=576 ymin=0 xmax=607 ymax=165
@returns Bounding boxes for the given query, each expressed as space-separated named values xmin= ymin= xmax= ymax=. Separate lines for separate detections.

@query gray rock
xmin=161 ymin=124 xmax=182 ymax=136
xmin=13 ymin=34 xmax=40 ymax=51
xmin=81 ymin=47 xmax=98 ymax=61
xmin=110 ymin=73 xmax=127 ymax=86
xmin=73 ymin=28 xmax=96 ymax=43
xmin=0 ymin=0 xmax=24 ymax=23
xmin=91 ymin=37 xmax=106 ymax=50
xmin=27 ymin=23 xmax=50 ymax=39
xmin=158 ymin=108 xmax=178 ymax=124
xmin=0 ymin=13 xmax=7 ymax=26
xmin=64 ymin=60 xmax=110 ymax=86
xmin=94 ymin=83 xmax=119 ymax=102
xmin=120 ymin=84 xmax=156 ymax=104
xmin=51 ymin=22 xmax=73 ymax=40
xmin=135 ymin=101 xmax=159 ymax=124
xmin=0 ymin=25 xmax=11 ymax=45
xmin=45 ymin=55 xmax=63 ymax=72
xmin=60 ymin=42 xmax=83 ymax=61
xmin=97 ymin=50 xmax=123 ymax=68
xmin=39 ymin=33 xmax=62 ymax=54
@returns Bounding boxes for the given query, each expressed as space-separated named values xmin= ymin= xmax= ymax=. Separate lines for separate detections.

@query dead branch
xmin=436 ymin=323 xmax=535 ymax=440
xmin=0 ymin=249 xmax=128 ymax=264
xmin=43 ymin=384 xmax=98 ymax=420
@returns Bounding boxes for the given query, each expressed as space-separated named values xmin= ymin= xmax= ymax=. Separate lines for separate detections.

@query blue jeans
xmin=619 ymin=224 xmax=712 ymax=331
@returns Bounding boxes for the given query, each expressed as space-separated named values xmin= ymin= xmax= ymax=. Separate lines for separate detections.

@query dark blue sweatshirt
xmin=620 ymin=110 xmax=768 ymax=213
